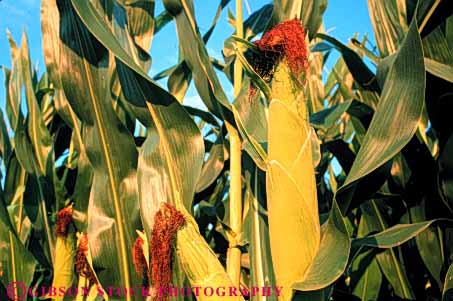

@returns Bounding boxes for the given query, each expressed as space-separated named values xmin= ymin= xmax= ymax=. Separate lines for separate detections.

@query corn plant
xmin=0 ymin=0 xmax=452 ymax=301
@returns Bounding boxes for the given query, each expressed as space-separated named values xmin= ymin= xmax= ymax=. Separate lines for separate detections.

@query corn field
xmin=0 ymin=0 xmax=452 ymax=300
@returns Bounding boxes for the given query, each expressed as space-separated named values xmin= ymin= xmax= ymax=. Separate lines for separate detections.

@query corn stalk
xmin=226 ymin=0 xmax=244 ymax=295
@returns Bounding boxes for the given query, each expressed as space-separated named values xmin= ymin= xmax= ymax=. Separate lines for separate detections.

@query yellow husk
xmin=267 ymin=60 xmax=321 ymax=300
xmin=176 ymin=208 xmax=245 ymax=301
xmin=51 ymin=233 xmax=76 ymax=301
xmin=75 ymin=233 xmax=108 ymax=301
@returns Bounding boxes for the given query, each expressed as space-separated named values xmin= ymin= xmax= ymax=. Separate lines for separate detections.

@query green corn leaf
xmin=367 ymin=0 xmax=408 ymax=56
xmin=119 ymin=0 xmax=155 ymax=51
xmin=422 ymin=26 xmax=453 ymax=82
xmin=18 ymin=32 xmax=52 ymax=176
xmin=310 ymin=100 xmax=352 ymax=133
xmin=230 ymin=77 xmax=268 ymax=172
xmin=353 ymin=221 xmax=437 ymax=248
xmin=272 ymin=0 xmax=328 ymax=39
xmin=41 ymin=0 xmax=85 ymax=150
xmin=6 ymin=178 xmax=30 ymax=244
xmin=235 ymin=51 xmax=272 ymax=100
xmin=361 ymin=200 xmax=415 ymax=300
xmin=4 ymin=32 xmax=23 ymax=131
xmin=231 ymin=36 xmax=260 ymax=53
xmin=351 ymin=216 xmax=382 ymax=301
xmin=352 ymin=256 xmax=382 ymax=301
xmin=5 ymin=32 xmax=55 ymax=263
xmin=425 ymin=58 xmax=453 ymax=82
xmin=233 ymin=78 xmax=267 ymax=144
xmin=166 ymin=0 xmax=231 ymax=104
xmin=323 ymin=50 xmax=349 ymax=101
xmin=243 ymin=4 xmax=273 ymax=39
xmin=0 ymin=193 xmax=37 ymax=298
xmin=44 ymin=0 xmax=143 ymax=296
xmin=292 ymin=201 xmax=350 ymax=291
xmin=336 ymin=15 xmax=425 ymax=214
xmin=232 ymin=103 xmax=267 ymax=171
xmin=447 ymin=15 xmax=453 ymax=51
xmin=410 ymin=202 xmax=444 ymax=288
xmin=168 ymin=61 xmax=192 ymax=102
xmin=243 ymin=157 xmax=277 ymax=301
xmin=306 ymin=39 xmax=326 ymax=113
xmin=202 ymin=0 xmax=231 ymax=43
xmin=154 ymin=10 xmax=173 ymax=34
xmin=67 ymin=0 xmax=238 ymax=295
xmin=423 ymin=25 xmax=453 ymax=63
xmin=0 ymin=109 xmax=11 ymax=162
xmin=195 ymin=134 xmax=227 ymax=193
xmin=315 ymin=33 xmax=380 ymax=93
xmin=162 ymin=0 xmax=232 ymax=121
xmin=443 ymin=263 xmax=453 ymax=301
xmin=4 ymin=34 xmax=35 ymax=175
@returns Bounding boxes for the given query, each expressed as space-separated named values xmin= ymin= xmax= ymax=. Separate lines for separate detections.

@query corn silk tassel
xmin=50 ymin=205 xmax=76 ymax=301
xmin=75 ymin=233 xmax=104 ymax=301
xmin=52 ymin=206 xmax=102 ymax=301
xmin=133 ymin=231 xmax=150 ymax=289
xmin=147 ymin=203 xmax=184 ymax=301
xmin=250 ymin=19 xmax=321 ymax=300
xmin=75 ymin=234 xmax=97 ymax=287
xmin=146 ymin=201 xmax=242 ymax=301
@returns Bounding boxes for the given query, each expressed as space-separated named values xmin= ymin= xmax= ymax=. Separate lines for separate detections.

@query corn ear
xmin=267 ymin=60 xmax=321 ymax=300
xmin=75 ymin=233 xmax=108 ymax=301
xmin=176 ymin=209 xmax=244 ymax=301
xmin=50 ymin=233 xmax=76 ymax=301
xmin=75 ymin=277 xmax=102 ymax=301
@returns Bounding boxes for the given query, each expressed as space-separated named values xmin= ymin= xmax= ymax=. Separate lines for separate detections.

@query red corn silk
xmin=55 ymin=206 xmax=74 ymax=238
xmin=250 ymin=19 xmax=309 ymax=89
xmin=150 ymin=203 xmax=185 ymax=301
xmin=75 ymin=234 xmax=98 ymax=286
xmin=133 ymin=236 xmax=150 ymax=287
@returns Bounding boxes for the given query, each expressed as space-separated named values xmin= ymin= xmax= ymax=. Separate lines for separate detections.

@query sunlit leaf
xmin=292 ymin=201 xmax=350 ymax=291
xmin=48 ymin=0 xmax=143 ymax=294
xmin=272 ymin=0 xmax=328 ymax=39
xmin=360 ymin=200 xmax=415 ymax=300
xmin=443 ymin=263 xmax=453 ymax=301
xmin=162 ymin=0 xmax=232 ymax=120
xmin=336 ymin=17 xmax=425 ymax=214
xmin=367 ymin=0 xmax=408 ymax=56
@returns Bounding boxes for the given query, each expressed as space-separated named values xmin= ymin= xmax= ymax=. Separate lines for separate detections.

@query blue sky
xmin=0 ymin=0 xmax=374 ymax=110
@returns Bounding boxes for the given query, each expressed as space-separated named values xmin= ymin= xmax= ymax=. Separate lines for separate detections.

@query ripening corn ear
xmin=75 ymin=233 xmax=106 ymax=301
xmin=133 ymin=230 xmax=150 ymax=288
xmin=149 ymin=203 xmax=185 ymax=299
xmin=160 ymin=199 xmax=243 ymax=301
xmin=251 ymin=19 xmax=321 ymax=300
xmin=176 ymin=212 xmax=243 ymax=301
xmin=146 ymin=202 xmax=241 ymax=301
xmin=50 ymin=205 xmax=76 ymax=301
